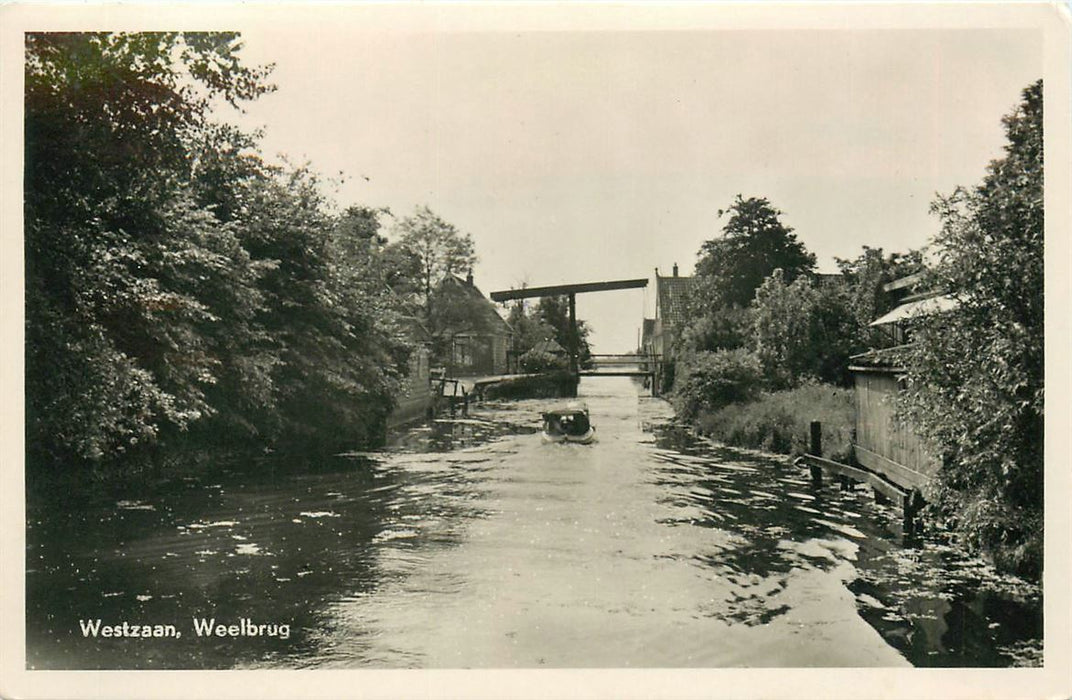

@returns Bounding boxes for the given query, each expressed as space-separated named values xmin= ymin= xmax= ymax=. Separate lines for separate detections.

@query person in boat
xmin=544 ymin=407 xmax=590 ymax=437
xmin=544 ymin=412 xmax=567 ymax=436
xmin=566 ymin=410 xmax=590 ymax=436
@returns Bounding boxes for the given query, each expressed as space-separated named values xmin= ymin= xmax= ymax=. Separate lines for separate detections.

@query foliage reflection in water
xmin=647 ymin=422 xmax=1041 ymax=667
xmin=26 ymin=378 xmax=1040 ymax=669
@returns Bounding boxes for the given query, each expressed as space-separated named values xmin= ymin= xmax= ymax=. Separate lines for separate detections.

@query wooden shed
xmin=847 ymin=275 xmax=956 ymax=492
xmin=849 ymin=347 xmax=941 ymax=491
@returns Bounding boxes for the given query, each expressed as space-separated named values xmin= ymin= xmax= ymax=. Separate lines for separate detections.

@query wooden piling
xmin=809 ymin=420 xmax=823 ymax=486
xmin=902 ymin=490 xmax=925 ymax=544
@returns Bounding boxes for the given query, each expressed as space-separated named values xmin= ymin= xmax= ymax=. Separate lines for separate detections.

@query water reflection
xmin=645 ymin=421 xmax=1041 ymax=666
xmin=26 ymin=377 xmax=1041 ymax=669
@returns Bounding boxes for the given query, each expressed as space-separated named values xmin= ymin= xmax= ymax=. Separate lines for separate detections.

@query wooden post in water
xmin=808 ymin=420 xmax=823 ymax=486
xmin=902 ymin=490 xmax=924 ymax=544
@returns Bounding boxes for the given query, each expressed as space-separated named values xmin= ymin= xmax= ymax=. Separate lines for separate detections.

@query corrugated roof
xmin=882 ymin=271 xmax=928 ymax=294
xmin=869 ymin=294 xmax=958 ymax=327
xmin=849 ymin=344 xmax=910 ymax=371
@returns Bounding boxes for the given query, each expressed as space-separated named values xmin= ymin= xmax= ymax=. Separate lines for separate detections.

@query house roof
xmin=392 ymin=314 xmax=433 ymax=343
xmin=656 ymin=275 xmax=693 ymax=325
xmin=435 ymin=275 xmax=512 ymax=335
xmin=815 ymin=272 xmax=846 ymax=287
xmin=531 ymin=338 xmax=567 ymax=355
xmin=869 ymin=293 xmax=958 ymax=327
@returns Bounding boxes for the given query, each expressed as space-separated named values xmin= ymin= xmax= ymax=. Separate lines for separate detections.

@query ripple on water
xmin=24 ymin=377 xmax=1042 ymax=670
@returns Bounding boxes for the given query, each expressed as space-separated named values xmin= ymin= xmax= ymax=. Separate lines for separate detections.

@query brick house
xmin=650 ymin=263 xmax=693 ymax=359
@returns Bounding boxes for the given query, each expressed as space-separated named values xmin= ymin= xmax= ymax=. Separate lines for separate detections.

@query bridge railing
xmin=588 ymin=353 xmax=661 ymax=366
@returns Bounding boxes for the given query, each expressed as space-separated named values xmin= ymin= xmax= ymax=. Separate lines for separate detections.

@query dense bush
xmin=899 ymin=80 xmax=1043 ymax=580
xmin=694 ymin=382 xmax=855 ymax=462
xmin=482 ymin=371 xmax=577 ymax=399
xmin=751 ymin=270 xmax=817 ymax=389
xmin=24 ymin=33 xmax=409 ymax=472
xmin=519 ymin=349 xmax=567 ymax=373
xmin=671 ymin=349 xmax=763 ymax=421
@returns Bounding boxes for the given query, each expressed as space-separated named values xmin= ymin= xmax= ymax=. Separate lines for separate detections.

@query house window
xmin=453 ymin=338 xmax=473 ymax=367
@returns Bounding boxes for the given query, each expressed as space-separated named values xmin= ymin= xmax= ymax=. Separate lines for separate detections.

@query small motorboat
xmin=541 ymin=402 xmax=596 ymax=444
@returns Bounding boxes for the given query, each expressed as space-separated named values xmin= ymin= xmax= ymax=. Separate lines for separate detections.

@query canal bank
xmin=26 ymin=376 xmax=1040 ymax=669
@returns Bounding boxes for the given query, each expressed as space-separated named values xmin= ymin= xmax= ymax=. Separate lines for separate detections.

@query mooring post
xmin=809 ymin=420 xmax=823 ymax=486
xmin=849 ymin=427 xmax=857 ymax=465
xmin=902 ymin=490 xmax=924 ymax=545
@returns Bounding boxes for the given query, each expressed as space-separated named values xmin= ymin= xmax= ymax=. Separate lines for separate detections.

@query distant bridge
xmin=580 ymin=354 xmax=659 ymax=378
xmin=491 ymin=279 xmax=649 ymax=369
xmin=490 ymin=277 xmax=665 ymax=393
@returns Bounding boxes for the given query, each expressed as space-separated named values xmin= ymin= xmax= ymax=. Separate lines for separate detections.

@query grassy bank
xmin=689 ymin=382 xmax=855 ymax=462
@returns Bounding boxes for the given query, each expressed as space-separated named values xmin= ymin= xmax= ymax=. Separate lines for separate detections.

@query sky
xmin=226 ymin=16 xmax=1041 ymax=353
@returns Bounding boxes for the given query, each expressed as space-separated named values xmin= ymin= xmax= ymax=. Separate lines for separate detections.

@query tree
xmin=242 ymin=169 xmax=404 ymax=452
xmin=535 ymin=296 xmax=594 ymax=368
xmin=678 ymin=304 xmax=753 ymax=354
xmin=899 ymin=80 xmax=1043 ymax=579
xmin=752 ymin=271 xmax=819 ymax=389
xmin=750 ymin=270 xmax=859 ymax=390
xmin=392 ymin=206 xmax=477 ymax=315
xmin=835 ymin=246 xmax=924 ymax=347
xmin=804 ymin=282 xmax=860 ymax=386
xmin=25 ymin=32 xmax=411 ymax=469
xmin=693 ymin=196 xmax=816 ymax=309
xmin=25 ymin=32 xmax=275 ymax=465
xmin=506 ymin=300 xmax=557 ymax=356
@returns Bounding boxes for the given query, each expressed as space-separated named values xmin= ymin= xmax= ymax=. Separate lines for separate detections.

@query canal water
xmin=25 ymin=377 xmax=1041 ymax=669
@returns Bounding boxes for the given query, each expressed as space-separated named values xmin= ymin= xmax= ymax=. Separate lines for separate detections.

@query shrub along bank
xmin=664 ymin=80 xmax=1043 ymax=581
xmin=669 ymin=348 xmax=854 ymax=460
xmin=690 ymin=382 xmax=855 ymax=463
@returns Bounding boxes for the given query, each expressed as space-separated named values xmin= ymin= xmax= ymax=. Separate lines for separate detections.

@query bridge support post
xmin=568 ymin=293 xmax=578 ymax=376
xmin=567 ymin=293 xmax=580 ymax=396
